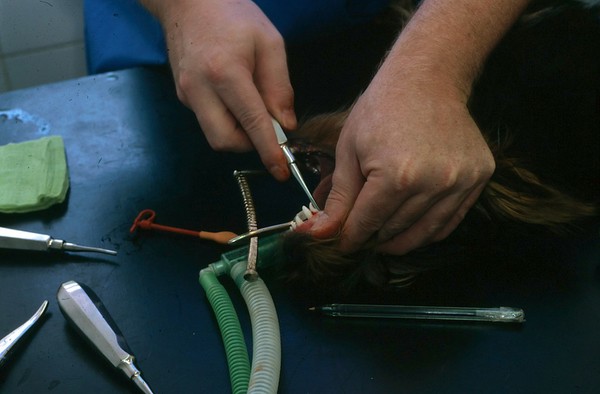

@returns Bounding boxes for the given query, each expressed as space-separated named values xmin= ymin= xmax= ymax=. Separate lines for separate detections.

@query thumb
xmin=310 ymin=151 xmax=364 ymax=243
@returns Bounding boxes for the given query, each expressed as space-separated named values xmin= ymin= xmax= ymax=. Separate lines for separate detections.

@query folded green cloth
xmin=0 ymin=136 xmax=69 ymax=213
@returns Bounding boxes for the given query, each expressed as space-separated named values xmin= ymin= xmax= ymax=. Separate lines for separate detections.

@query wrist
xmin=139 ymin=0 xmax=200 ymax=25
xmin=377 ymin=46 xmax=475 ymax=105
xmin=376 ymin=0 xmax=531 ymax=103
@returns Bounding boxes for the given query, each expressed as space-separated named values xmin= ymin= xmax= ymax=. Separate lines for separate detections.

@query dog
xmin=279 ymin=0 xmax=600 ymax=293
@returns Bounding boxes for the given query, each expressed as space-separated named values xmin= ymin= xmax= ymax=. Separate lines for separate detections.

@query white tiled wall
xmin=0 ymin=0 xmax=87 ymax=93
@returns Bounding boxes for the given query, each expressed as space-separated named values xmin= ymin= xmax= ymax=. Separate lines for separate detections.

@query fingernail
xmin=281 ymin=108 xmax=297 ymax=130
xmin=309 ymin=211 xmax=326 ymax=229
xmin=269 ymin=165 xmax=288 ymax=181
xmin=309 ymin=211 xmax=334 ymax=238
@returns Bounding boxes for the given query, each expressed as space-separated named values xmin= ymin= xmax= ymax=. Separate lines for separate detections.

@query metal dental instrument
xmin=227 ymin=221 xmax=292 ymax=245
xmin=272 ymin=118 xmax=321 ymax=211
xmin=0 ymin=226 xmax=117 ymax=255
xmin=310 ymin=304 xmax=525 ymax=323
xmin=0 ymin=300 xmax=49 ymax=368
xmin=57 ymin=281 xmax=153 ymax=394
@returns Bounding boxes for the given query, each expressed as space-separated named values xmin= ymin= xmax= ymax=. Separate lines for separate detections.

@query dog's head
xmin=279 ymin=107 xmax=597 ymax=294
xmin=277 ymin=1 xmax=600 ymax=294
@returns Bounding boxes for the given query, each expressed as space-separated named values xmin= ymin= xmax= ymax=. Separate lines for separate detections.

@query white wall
xmin=0 ymin=0 xmax=87 ymax=93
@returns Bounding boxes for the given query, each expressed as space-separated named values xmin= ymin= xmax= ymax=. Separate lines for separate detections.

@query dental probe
xmin=0 ymin=226 xmax=117 ymax=255
xmin=57 ymin=281 xmax=153 ymax=394
xmin=272 ymin=118 xmax=321 ymax=211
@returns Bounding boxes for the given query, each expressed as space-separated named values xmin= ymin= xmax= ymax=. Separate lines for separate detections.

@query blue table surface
xmin=1 ymin=23 xmax=599 ymax=394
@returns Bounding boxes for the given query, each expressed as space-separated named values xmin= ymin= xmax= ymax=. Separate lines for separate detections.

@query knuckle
xmin=323 ymin=188 xmax=349 ymax=212
xmin=237 ymin=110 xmax=264 ymax=135
xmin=175 ymin=87 xmax=188 ymax=107
xmin=378 ymin=224 xmax=404 ymax=243
xmin=426 ymin=222 xmax=445 ymax=238
xmin=267 ymin=81 xmax=294 ymax=104
xmin=202 ymin=124 xmax=241 ymax=152
xmin=261 ymin=29 xmax=285 ymax=49
xmin=208 ymin=134 xmax=249 ymax=152
xmin=174 ymin=70 xmax=194 ymax=103
xmin=355 ymin=214 xmax=382 ymax=234
xmin=432 ymin=162 xmax=460 ymax=191
xmin=384 ymin=164 xmax=416 ymax=194
xmin=191 ymin=45 xmax=235 ymax=85
xmin=431 ymin=223 xmax=455 ymax=243
xmin=201 ymin=53 xmax=231 ymax=86
xmin=208 ymin=137 xmax=232 ymax=151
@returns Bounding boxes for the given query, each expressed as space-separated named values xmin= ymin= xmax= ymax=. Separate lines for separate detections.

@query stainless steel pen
xmin=310 ymin=304 xmax=525 ymax=323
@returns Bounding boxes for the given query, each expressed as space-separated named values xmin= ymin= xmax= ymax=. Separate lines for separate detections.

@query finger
xmin=375 ymin=193 xmax=440 ymax=243
xmin=309 ymin=149 xmax=364 ymax=240
xmin=254 ymin=32 xmax=297 ymax=131
xmin=215 ymin=66 xmax=289 ymax=180
xmin=339 ymin=174 xmax=413 ymax=252
xmin=375 ymin=187 xmax=476 ymax=255
xmin=430 ymin=182 xmax=487 ymax=243
xmin=181 ymin=82 xmax=254 ymax=152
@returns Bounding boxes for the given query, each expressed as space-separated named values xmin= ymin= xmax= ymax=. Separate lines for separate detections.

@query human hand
xmin=300 ymin=0 xmax=533 ymax=255
xmin=308 ymin=73 xmax=495 ymax=255
xmin=151 ymin=0 xmax=296 ymax=180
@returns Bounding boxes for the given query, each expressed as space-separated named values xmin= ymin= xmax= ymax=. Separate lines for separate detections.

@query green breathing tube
xmin=199 ymin=234 xmax=284 ymax=393
xmin=199 ymin=268 xmax=250 ymax=394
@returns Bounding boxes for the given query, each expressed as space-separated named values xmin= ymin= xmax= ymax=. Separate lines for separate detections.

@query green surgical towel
xmin=0 ymin=136 xmax=69 ymax=213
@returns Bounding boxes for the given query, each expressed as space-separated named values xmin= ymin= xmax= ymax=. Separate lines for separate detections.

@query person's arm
xmin=139 ymin=0 xmax=296 ymax=181
xmin=309 ymin=0 xmax=532 ymax=254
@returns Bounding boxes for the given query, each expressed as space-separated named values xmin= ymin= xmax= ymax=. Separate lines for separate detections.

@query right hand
xmin=156 ymin=0 xmax=296 ymax=180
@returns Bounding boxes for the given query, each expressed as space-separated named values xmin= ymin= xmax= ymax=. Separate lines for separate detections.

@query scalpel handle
xmin=0 ymin=226 xmax=51 ymax=251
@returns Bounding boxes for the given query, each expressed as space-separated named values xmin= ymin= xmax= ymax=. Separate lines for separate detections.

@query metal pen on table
xmin=57 ymin=281 xmax=153 ymax=394
xmin=272 ymin=118 xmax=321 ymax=211
xmin=0 ymin=226 xmax=117 ymax=255
xmin=0 ymin=300 xmax=48 ymax=368
xmin=310 ymin=304 xmax=525 ymax=323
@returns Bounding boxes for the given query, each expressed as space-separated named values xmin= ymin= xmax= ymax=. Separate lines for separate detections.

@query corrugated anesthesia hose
xmin=230 ymin=261 xmax=281 ymax=393
xmin=200 ymin=235 xmax=284 ymax=393
xmin=199 ymin=267 xmax=251 ymax=394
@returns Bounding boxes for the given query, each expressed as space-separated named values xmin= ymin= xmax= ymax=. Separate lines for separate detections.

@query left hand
xmin=309 ymin=73 xmax=495 ymax=255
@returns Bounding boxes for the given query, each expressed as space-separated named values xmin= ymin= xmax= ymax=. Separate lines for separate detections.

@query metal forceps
xmin=272 ymin=118 xmax=320 ymax=211
xmin=226 ymin=119 xmax=321 ymax=247
xmin=0 ymin=301 xmax=48 ymax=368
xmin=0 ymin=226 xmax=117 ymax=255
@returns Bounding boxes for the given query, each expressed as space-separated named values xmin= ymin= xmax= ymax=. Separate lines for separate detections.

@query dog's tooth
xmin=295 ymin=215 xmax=304 ymax=227
xmin=302 ymin=205 xmax=313 ymax=219
xmin=290 ymin=221 xmax=297 ymax=230
xmin=309 ymin=203 xmax=319 ymax=213
xmin=295 ymin=211 xmax=307 ymax=221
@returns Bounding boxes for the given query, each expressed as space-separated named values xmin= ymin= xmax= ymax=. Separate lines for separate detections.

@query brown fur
xmin=280 ymin=1 xmax=600 ymax=293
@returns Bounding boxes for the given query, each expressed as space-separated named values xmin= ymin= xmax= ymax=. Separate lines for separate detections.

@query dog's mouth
xmin=286 ymin=140 xmax=336 ymax=233
xmin=289 ymin=141 xmax=335 ymax=210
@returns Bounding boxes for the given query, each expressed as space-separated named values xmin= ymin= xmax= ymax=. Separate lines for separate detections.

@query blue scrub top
xmin=85 ymin=0 xmax=391 ymax=74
